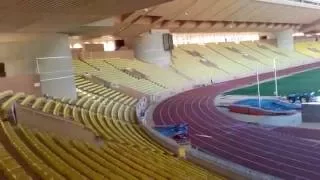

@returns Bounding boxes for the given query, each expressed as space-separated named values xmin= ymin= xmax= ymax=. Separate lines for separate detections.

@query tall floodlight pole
xmin=273 ymin=58 xmax=278 ymax=97
xmin=256 ymin=65 xmax=261 ymax=108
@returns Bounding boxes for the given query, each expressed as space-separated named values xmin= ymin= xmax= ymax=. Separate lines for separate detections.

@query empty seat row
xmin=74 ymin=76 xmax=138 ymax=106
xmin=105 ymin=58 xmax=189 ymax=89
xmin=0 ymin=120 xmax=223 ymax=180
xmin=295 ymin=41 xmax=320 ymax=58
xmin=1 ymin=91 xmax=165 ymax=153
xmin=0 ymin=122 xmax=31 ymax=180
xmin=73 ymin=60 xmax=165 ymax=94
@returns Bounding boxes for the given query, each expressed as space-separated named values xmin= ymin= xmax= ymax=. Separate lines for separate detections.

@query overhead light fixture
xmin=71 ymin=36 xmax=81 ymax=40
xmin=292 ymin=32 xmax=304 ymax=37
xmin=72 ymin=43 xmax=83 ymax=49
xmin=144 ymin=8 xmax=149 ymax=12
xmin=184 ymin=11 xmax=189 ymax=16
xmin=103 ymin=35 xmax=113 ymax=39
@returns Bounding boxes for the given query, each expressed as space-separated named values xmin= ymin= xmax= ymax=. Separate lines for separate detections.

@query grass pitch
xmin=226 ymin=68 xmax=320 ymax=96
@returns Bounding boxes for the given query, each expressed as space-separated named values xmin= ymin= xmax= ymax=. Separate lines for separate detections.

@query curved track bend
xmin=153 ymin=61 xmax=320 ymax=179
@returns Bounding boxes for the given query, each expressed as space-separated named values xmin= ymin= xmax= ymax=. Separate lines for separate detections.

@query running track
xmin=153 ymin=61 xmax=320 ymax=179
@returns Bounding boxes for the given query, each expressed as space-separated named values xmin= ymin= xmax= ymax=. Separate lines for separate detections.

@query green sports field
xmin=226 ymin=68 xmax=320 ymax=96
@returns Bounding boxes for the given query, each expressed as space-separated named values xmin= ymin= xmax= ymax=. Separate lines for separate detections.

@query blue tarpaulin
xmin=154 ymin=123 xmax=189 ymax=143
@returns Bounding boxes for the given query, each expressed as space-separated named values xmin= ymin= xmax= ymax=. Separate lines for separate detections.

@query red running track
xmin=153 ymin=61 xmax=320 ymax=179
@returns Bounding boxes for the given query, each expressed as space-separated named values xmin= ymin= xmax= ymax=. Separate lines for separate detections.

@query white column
xmin=35 ymin=34 xmax=77 ymax=99
xmin=134 ymin=29 xmax=171 ymax=66
xmin=273 ymin=58 xmax=278 ymax=97
xmin=0 ymin=33 xmax=76 ymax=99
xmin=275 ymin=29 xmax=294 ymax=51
xmin=256 ymin=66 xmax=261 ymax=108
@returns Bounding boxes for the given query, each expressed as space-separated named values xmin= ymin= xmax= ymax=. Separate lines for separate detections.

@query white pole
xmin=273 ymin=58 xmax=278 ymax=97
xmin=35 ymin=59 xmax=40 ymax=74
xmin=256 ymin=66 xmax=261 ymax=108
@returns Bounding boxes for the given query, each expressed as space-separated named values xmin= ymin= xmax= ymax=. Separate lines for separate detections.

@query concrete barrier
xmin=140 ymin=125 xmax=180 ymax=154
xmin=15 ymin=104 xmax=102 ymax=146
xmin=187 ymin=148 xmax=280 ymax=180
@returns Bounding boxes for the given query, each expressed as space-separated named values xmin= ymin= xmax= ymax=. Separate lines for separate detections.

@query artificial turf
xmin=225 ymin=68 xmax=320 ymax=96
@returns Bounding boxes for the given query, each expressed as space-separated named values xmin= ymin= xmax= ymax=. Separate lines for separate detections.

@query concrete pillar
xmin=275 ymin=29 xmax=294 ymax=51
xmin=134 ymin=29 xmax=171 ymax=66
xmin=35 ymin=34 xmax=76 ymax=99
xmin=0 ymin=33 xmax=76 ymax=99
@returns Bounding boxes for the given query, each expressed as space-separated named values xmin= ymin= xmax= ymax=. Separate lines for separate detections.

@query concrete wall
xmin=0 ymin=33 xmax=76 ymax=99
xmin=0 ymin=40 xmax=37 ymax=76
xmin=78 ymin=50 xmax=135 ymax=60
xmin=258 ymin=32 xmax=276 ymax=40
xmin=0 ymin=36 xmax=42 ymax=94
xmin=275 ymin=29 xmax=294 ymax=51
xmin=83 ymin=44 xmax=104 ymax=52
xmin=16 ymin=104 xmax=102 ymax=146
xmin=260 ymin=39 xmax=277 ymax=46
xmin=134 ymin=30 xmax=171 ymax=66
xmin=0 ymin=74 xmax=40 ymax=95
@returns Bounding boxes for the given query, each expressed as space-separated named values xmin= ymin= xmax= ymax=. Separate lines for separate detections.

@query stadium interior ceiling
xmin=0 ymin=0 xmax=170 ymax=33
xmin=1 ymin=0 xmax=320 ymax=40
